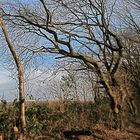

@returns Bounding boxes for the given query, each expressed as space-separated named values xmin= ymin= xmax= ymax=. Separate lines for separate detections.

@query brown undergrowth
xmin=0 ymin=99 xmax=139 ymax=139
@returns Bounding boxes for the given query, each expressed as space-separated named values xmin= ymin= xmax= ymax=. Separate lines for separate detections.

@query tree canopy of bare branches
xmin=1 ymin=0 xmax=140 ymax=131
xmin=0 ymin=0 xmax=125 ymax=115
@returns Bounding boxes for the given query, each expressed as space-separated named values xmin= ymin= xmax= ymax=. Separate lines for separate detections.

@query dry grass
xmin=89 ymin=122 xmax=140 ymax=140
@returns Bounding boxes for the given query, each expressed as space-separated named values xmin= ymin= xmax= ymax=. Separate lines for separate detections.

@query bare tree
xmin=120 ymin=0 xmax=140 ymax=92
xmin=111 ymin=0 xmax=140 ymax=125
xmin=54 ymin=60 xmax=99 ymax=101
xmin=0 ymin=16 xmax=26 ymax=139
xmin=122 ymin=31 xmax=140 ymax=93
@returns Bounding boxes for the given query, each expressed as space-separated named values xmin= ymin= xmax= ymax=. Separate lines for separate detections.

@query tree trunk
xmin=19 ymin=64 xmax=26 ymax=138
xmin=0 ymin=17 xmax=26 ymax=139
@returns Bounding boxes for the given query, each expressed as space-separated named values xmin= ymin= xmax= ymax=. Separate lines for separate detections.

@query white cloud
xmin=0 ymin=67 xmax=66 ymax=101
xmin=0 ymin=68 xmax=17 ymax=101
xmin=25 ymin=68 xmax=66 ymax=100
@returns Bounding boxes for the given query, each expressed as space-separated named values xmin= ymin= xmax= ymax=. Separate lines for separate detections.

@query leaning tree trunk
xmin=0 ymin=17 xmax=26 ymax=139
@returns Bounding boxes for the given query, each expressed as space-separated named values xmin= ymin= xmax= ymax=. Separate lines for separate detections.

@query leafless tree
xmin=0 ymin=16 xmax=26 ymax=139
xmin=54 ymin=60 xmax=99 ymax=101
xmin=112 ymin=0 xmax=140 ymax=123
xmin=119 ymin=0 xmax=140 ymax=92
